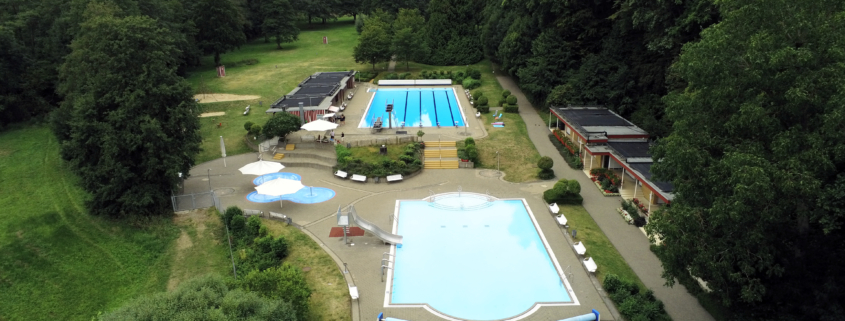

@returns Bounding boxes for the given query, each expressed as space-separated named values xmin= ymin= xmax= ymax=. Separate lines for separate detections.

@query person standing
xmin=330 ymin=130 xmax=335 ymax=142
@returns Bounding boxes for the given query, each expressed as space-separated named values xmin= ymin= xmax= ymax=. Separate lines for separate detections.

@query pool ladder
xmin=381 ymin=252 xmax=394 ymax=282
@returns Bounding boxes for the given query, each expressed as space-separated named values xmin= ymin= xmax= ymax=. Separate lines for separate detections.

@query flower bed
xmin=594 ymin=180 xmax=621 ymax=196
xmin=590 ymin=168 xmax=621 ymax=196
xmin=616 ymin=208 xmax=634 ymax=224
xmin=632 ymin=198 xmax=650 ymax=216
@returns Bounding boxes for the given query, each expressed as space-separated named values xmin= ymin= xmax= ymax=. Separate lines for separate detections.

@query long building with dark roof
xmin=266 ymin=71 xmax=355 ymax=121
xmin=550 ymin=106 xmax=673 ymax=209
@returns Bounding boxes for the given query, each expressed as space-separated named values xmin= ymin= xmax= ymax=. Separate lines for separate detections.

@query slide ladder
xmin=347 ymin=205 xmax=403 ymax=245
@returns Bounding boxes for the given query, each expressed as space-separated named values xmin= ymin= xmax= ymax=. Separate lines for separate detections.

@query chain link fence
xmin=171 ymin=191 xmax=223 ymax=212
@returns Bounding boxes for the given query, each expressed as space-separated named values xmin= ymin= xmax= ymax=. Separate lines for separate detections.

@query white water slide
xmin=348 ymin=205 xmax=403 ymax=245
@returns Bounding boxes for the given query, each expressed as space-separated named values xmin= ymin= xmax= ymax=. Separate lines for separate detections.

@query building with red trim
xmin=550 ymin=106 xmax=673 ymax=208
xmin=266 ymin=71 xmax=356 ymax=121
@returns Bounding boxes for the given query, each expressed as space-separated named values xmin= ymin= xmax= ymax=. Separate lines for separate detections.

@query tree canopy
xmin=352 ymin=12 xmax=392 ymax=70
xmin=648 ymin=0 xmax=845 ymax=319
xmin=262 ymin=0 xmax=300 ymax=49
xmin=99 ymin=274 xmax=297 ymax=321
xmin=263 ymin=112 xmax=303 ymax=138
xmin=191 ymin=0 xmax=247 ymax=66
xmin=53 ymin=6 xmax=201 ymax=217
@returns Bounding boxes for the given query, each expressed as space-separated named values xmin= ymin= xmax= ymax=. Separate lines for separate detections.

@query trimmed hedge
xmin=506 ymin=95 xmax=518 ymax=105
xmin=543 ymin=179 xmax=583 ymax=205
xmin=504 ymin=106 xmax=519 ymax=113
xmin=462 ymin=78 xmax=481 ymax=90
xmin=502 ymin=90 xmax=511 ymax=98
xmin=477 ymin=106 xmax=489 ymax=113
xmin=548 ymin=133 xmax=583 ymax=169
xmin=477 ymin=96 xmax=489 ymax=107
xmin=604 ymin=274 xmax=671 ymax=321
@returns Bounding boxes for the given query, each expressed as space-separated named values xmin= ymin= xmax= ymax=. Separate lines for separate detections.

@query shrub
xmin=462 ymin=78 xmax=481 ymax=90
xmin=538 ymin=170 xmax=555 ymax=180
xmin=384 ymin=72 xmax=399 ymax=80
xmin=477 ymin=106 xmax=489 ymax=113
xmin=472 ymin=90 xmax=483 ymax=98
xmin=398 ymin=154 xmax=416 ymax=164
xmin=497 ymin=98 xmax=507 ymax=107
xmin=548 ymin=134 xmax=583 ymax=169
xmin=223 ymin=206 xmax=244 ymax=227
xmin=240 ymin=264 xmax=311 ymax=321
xmin=400 ymin=72 xmax=411 ymax=79
xmin=506 ymin=95 xmax=518 ymax=105
xmin=230 ymin=215 xmax=247 ymax=240
xmin=543 ymin=179 xmax=583 ymax=205
xmin=465 ymin=144 xmax=478 ymax=163
xmin=537 ymin=156 xmax=553 ymax=170
xmin=477 ymin=96 xmax=489 ymax=107
xmin=502 ymin=90 xmax=511 ymax=98
xmin=464 ymin=137 xmax=475 ymax=146
xmin=244 ymin=121 xmax=254 ymax=132
xmin=603 ymin=274 xmax=671 ymax=321
xmin=246 ymin=215 xmax=262 ymax=239
xmin=504 ymin=106 xmax=519 ymax=113
xmin=249 ymin=123 xmax=262 ymax=136
xmin=466 ymin=67 xmax=481 ymax=79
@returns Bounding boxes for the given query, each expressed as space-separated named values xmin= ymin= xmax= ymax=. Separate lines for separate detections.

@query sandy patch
xmin=199 ymin=112 xmax=226 ymax=118
xmin=194 ymin=93 xmax=260 ymax=103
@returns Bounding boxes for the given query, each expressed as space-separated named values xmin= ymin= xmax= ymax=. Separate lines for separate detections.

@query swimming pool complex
xmin=386 ymin=193 xmax=577 ymax=320
xmin=359 ymin=88 xmax=466 ymax=128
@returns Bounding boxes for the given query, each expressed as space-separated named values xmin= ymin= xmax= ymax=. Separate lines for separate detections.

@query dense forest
xmin=3 ymin=0 xmax=845 ymax=319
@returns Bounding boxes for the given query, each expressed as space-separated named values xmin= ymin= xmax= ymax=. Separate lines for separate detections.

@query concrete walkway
xmin=493 ymin=70 xmax=714 ymax=321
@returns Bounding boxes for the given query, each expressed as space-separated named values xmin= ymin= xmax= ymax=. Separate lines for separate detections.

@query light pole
xmin=496 ymin=151 xmax=500 ymax=173
xmin=207 ymin=169 xmax=211 ymax=191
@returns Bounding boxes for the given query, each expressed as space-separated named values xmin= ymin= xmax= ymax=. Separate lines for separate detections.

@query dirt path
xmin=194 ymin=93 xmax=260 ymax=104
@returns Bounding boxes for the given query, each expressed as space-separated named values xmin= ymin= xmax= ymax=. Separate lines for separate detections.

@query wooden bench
xmin=335 ymin=170 xmax=348 ymax=179
xmin=351 ymin=174 xmax=367 ymax=182
xmin=386 ymin=174 xmax=403 ymax=183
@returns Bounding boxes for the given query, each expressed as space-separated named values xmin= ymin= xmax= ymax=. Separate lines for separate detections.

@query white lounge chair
xmin=386 ymin=174 xmax=403 ymax=183
xmin=549 ymin=203 xmax=560 ymax=214
xmin=475 ymin=112 xmax=481 ymax=118
xmin=555 ymin=214 xmax=568 ymax=226
xmin=349 ymin=286 xmax=359 ymax=300
xmin=335 ymin=170 xmax=348 ymax=179
xmin=351 ymin=174 xmax=366 ymax=182
xmin=583 ymin=257 xmax=597 ymax=273
xmin=573 ymin=241 xmax=587 ymax=256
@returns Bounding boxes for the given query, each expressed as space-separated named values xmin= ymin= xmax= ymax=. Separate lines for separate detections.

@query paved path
xmin=493 ymin=70 xmax=714 ymax=321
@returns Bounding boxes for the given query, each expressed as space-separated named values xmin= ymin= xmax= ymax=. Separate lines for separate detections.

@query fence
xmin=343 ymin=135 xmax=419 ymax=148
xmin=171 ymin=191 xmax=223 ymax=212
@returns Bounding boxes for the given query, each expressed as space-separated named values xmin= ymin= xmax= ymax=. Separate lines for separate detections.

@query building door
xmin=602 ymin=155 xmax=609 ymax=168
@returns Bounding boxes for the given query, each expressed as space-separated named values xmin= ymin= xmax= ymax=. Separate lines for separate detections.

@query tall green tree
xmin=262 ymin=0 xmax=299 ymax=49
xmin=263 ymin=112 xmax=302 ymax=139
xmin=191 ymin=0 xmax=247 ymax=66
xmin=54 ymin=6 xmax=201 ymax=217
xmin=391 ymin=8 xmax=426 ymax=70
xmin=423 ymin=0 xmax=484 ymax=65
xmin=648 ymin=0 xmax=845 ymax=319
xmin=352 ymin=12 xmax=391 ymax=70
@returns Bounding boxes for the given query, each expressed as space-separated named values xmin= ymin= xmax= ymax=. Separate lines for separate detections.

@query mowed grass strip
xmin=0 ymin=125 xmax=180 ymax=321
xmin=476 ymin=112 xmax=542 ymax=182
xmin=560 ymin=204 xmax=645 ymax=288
xmin=166 ymin=208 xmax=231 ymax=291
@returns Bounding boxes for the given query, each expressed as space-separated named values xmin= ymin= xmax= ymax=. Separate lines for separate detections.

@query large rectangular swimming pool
xmin=387 ymin=195 xmax=576 ymax=320
xmin=359 ymin=88 xmax=465 ymax=128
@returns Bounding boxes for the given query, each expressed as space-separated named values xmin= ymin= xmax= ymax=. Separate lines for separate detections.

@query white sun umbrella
xmin=301 ymin=119 xmax=338 ymax=131
xmin=255 ymin=178 xmax=305 ymax=208
xmin=239 ymin=160 xmax=285 ymax=184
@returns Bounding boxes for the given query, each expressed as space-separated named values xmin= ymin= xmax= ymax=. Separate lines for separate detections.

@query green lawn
xmin=348 ymin=144 xmax=406 ymax=163
xmin=0 ymin=125 xmax=180 ymax=321
xmin=560 ymin=204 xmax=645 ymax=288
xmin=187 ymin=18 xmax=369 ymax=164
xmin=476 ymin=112 xmax=542 ymax=182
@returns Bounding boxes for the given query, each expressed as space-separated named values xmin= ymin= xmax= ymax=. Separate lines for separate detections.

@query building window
xmin=565 ymin=126 xmax=571 ymax=135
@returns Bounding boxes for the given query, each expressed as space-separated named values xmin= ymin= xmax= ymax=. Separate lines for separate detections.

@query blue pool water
xmin=253 ymin=172 xmax=302 ymax=185
xmin=360 ymin=88 xmax=465 ymax=128
xmin=391 ymin=196 xmax=572 ymax=320
xmin=246 ymin=187 xmax=335 ymax=204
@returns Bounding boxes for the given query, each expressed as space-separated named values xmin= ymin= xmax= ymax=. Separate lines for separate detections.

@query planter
xmin=594 ymin=180 xmax=621 ymax=196
xmin=461 ymin=159 xmax=469 ymax=162
xmin=616 ymin=208 xmax=634 ymax=224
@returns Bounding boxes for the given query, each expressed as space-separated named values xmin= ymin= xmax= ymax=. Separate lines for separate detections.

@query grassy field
xmin=347 ymin=144 xmax=407 ymax=163
xmin=475 ymin=112 xmax=542 ymax=182
xmin=560 ymin=204 xmax=645 ymax=288
xmin=264 ymin=220 xmax=351 ymax=321
xmin=0 ymin=125 xmax=180 ymax=320
xmin=166 ymin=208 xmax=231 ymax=291
xmin=188 ymin=18 xmax=368 ymax=164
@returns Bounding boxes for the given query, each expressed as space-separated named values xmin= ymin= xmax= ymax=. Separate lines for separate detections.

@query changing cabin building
xmin=550 ymin=106 xmax=674 ymax=211
xmin=266 ymin=71 xmax=355 ymax=121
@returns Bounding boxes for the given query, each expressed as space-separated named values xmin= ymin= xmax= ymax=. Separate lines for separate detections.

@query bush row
xmin=335 ymin=142 xmax=423 ymax=177
xmin=603 ymin=274 xmax=671 ymax=321
xmin=543 ymin=178 xmax=583 ymax=205
xmin=383 ymin=72 xmax=413 ymax=80
xmin=621 ymin=199 xmax=647 ymax=227
xmin=457 ymin=137 xmax=478 ymax=164
xmin=355 ymin=71 xmax=378 ymax=82
xmin=548 ymin=134 xmax=584 ymax=169
xmin=220 ymin=206 xmax=311 ymax=321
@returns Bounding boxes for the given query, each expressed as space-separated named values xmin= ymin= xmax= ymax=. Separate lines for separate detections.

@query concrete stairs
xmin=270 ymin=147 xmax=336 ymax=170
xmin=423 ymin=141 xmax=459 ymax=169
